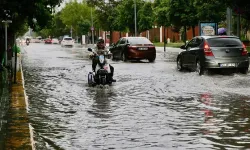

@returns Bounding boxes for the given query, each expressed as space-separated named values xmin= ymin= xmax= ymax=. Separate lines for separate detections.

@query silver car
xmin=177 ymin=36 xmax=249 ymax=75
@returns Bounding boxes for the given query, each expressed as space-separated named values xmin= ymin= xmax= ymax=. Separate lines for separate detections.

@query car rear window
xmin=128 ymin=38 xmax=152 ymax=45
xmin=207 ymin=37 xmax=242 ymax=47
xmin=64 ymin=38 xmax=72 ymax=40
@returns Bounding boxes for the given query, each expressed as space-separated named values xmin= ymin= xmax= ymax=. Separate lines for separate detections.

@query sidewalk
xmin=0 ymin=51 xmax=33 ymax=149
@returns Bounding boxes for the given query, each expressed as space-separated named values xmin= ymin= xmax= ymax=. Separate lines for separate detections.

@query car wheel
xmin=121 ymin=53 xmax=127 ymax=62
xmin=110 ymin=53 xmax=114 ymax=60
xmin=196 ymin=60 xmax=204 ymax=75
xmin=148 ymin=56 xmax=156 ymax=63
xmin=177 ymin=57 xmax=183 ymax=71
xmin=240 ymin=67 xmax=248 ymax=74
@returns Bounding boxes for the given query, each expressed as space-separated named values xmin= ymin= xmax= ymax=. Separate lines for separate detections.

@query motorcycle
xmin=87 ymin=48 xmax=115 ymax=86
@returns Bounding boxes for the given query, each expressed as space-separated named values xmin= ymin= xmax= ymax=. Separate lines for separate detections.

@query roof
xmin=198 ymin=35 xmax=239 ymax=39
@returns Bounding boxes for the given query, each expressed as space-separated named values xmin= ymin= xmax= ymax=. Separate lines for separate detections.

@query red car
xmin=109 ymin=37 xmax=156 ymax=62
xmin=44 ymin=38 xmax=52 ymax=44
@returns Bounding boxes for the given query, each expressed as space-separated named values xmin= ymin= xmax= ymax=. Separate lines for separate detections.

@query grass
xmin=153 ymin=42 xmax=184 ymax=48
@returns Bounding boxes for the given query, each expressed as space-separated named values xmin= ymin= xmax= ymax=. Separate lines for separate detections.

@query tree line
xmin=1 ymin=0 xmax=250 ymax=45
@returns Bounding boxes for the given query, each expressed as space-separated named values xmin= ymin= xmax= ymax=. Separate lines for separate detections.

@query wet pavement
xmin=21 ymin=43 xmax=250 ymax=149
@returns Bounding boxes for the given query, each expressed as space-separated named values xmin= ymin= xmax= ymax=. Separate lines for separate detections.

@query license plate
xmin=220 ymin=63 xmax=236 ymax=67
xmin=138 ymin=47 xmax=148 ymax=50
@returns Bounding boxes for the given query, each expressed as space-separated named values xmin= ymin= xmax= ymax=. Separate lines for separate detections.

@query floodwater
xmin=21 ymin=43 xmax=250 ymax=149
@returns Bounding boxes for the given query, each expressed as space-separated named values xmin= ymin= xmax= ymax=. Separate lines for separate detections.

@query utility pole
xmin=237 ymin=14 xmax=240 ymax=37
xmin=134 ymin=0 xmax=137 ymax=36
xmin=91 ymin=7 xmax=94 ymax=44
xmin=226 ymin=8 xmax=232 ymax=35
xmin=2 ymin=20 xmax=12 ymax=67
xmin=70 ymin=26 xmax=72 ymax=37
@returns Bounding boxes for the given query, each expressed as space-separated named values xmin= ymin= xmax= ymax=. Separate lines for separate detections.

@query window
xmin=64 ymin=38 xmax=72 ymax=41
xmin=120 ymin=38 xmax=126 ymax=44
xmin=128 ymin=37 xmax=152 ymax=45
xmin=207 ymin=37 xmax=242 ymax=47
xmin=116 ymin=39 xmax=122 ymax=45
xmin=187 ymin=38 xmax=203 ymax=48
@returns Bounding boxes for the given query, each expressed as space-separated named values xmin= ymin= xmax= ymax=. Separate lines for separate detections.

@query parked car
xmin=52 ymin=38 xmax=59 ymax=44
xmin=61 ymin=37 xmax=74 ymax=47
xmin=44 ymin=38 xmax=52 ymax=44
xmin=177 ymin=35 xmax=249 ymax=75
xmin=109 ymin=37 xmax=156 ymax=62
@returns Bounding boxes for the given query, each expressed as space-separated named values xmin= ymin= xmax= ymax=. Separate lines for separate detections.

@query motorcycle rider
xmin=90 ymin=38 xmax=116 ymax=82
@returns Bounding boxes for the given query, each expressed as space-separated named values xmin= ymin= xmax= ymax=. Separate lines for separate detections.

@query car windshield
xmin=64 ymin=38 xmax=72 ymax=41
xmin=128 ymin=38 xmax=152 ymax=45
xmin=207 ymin=37 xmax=242 ymax=47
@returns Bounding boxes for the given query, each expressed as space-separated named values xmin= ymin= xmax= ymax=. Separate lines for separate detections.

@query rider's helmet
xmin=218 ymin=28 xmax=227 ymax=35
xmin=97 ymin=38 xmax=105 ymax=49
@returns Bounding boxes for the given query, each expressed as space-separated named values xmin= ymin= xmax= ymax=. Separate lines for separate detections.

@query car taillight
xmin=204 ymin=42 xmax=214 ymax=56
xmin=242 ymin=43 xmax=248 ymax=56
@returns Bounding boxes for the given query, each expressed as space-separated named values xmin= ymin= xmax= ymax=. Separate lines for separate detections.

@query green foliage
xmin=138 ymin=2 xmax=154 ymax=32
xmin=154 ymin=0 xmax=171 ymax=27
xmin=116 ymin=0 xmax=144 ymax=35
xmin=60 ymin=1 xmax=92 ymax=37
xmin=194 ymin=0 xmax=226 ymax=22
xmin=0 ymin=0 xmax=62 ymax=37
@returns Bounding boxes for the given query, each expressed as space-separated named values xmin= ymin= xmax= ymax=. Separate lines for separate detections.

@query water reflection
xmin=199 ymin=93 xmax=250 ymax=149
xmin=87 ymin=87 xmax=116 ymax=119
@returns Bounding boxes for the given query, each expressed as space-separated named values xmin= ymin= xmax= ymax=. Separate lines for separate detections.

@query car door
xmin=110 ymin=39 xmax=122 ymax=59
xmin=188 ymin=37 xmax=203 ymax=66
xmin=182 ymin=38 xmax=196 ymax=67
xmin=117 ymin=38 xmax=127 ymax=59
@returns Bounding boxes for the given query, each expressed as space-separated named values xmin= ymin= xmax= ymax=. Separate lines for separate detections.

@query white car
xmin=52 ymin=38 xmax=59 ymax=44
xmin=61 ymin=37 xmax=74 ymax=47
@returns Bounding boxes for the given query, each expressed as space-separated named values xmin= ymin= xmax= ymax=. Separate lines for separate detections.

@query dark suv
xmin=177 ymin=36 xmax=249 ymax=75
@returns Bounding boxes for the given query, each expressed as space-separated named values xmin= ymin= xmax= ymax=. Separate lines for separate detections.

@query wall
xmin=101 ymin=25 xmax=200 ymax=44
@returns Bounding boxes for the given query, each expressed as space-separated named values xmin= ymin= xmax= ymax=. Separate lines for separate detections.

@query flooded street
xmin=22 ymin=43 xmax=250 ymax=149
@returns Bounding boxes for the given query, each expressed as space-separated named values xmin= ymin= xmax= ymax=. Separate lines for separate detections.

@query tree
xmin=60 ymin=1 xmax=92 ymax=38
xmin=116 ymin=0 xmax=144 ymax=35
xmin=168 ymin=0 xmax=198 ymax=42
xmin=86 ymin=0 xmax=122 ymax=43
xmin=137 ymin=2 xmax=154 ymax=33
xmin=194 ymin=0 xmax=226 ymax=23
xmin=0 ymin=0 xmax=62 ymax=61
xmin=154 ymin=0 xmax=171 ymax=49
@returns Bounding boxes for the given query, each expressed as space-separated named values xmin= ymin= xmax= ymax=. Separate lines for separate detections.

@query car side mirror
xmin=180 ymin=45 xmax=186 ymax=49
xmin=87 ymin=48 xmax=92 ymax=52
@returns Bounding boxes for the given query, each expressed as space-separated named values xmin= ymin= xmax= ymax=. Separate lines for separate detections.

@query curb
xmin=5 ymin=59 xmax=35 ymax=149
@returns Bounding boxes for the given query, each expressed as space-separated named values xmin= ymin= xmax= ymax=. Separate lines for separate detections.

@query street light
xmin=2 ymin=20 xmax=12 ymax=67
xmin=134 ymin=0 xmax=137 ymax=36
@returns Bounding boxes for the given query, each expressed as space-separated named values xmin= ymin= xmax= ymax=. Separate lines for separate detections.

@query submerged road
xmin=20 ymin=43 xmax=250 ymax=149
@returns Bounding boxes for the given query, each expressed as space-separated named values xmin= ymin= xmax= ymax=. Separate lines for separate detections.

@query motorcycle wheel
xmin=88 ymin=73 xmax=93 ymax=86
xmin=101 ymin=77 xmax=106 ymax=85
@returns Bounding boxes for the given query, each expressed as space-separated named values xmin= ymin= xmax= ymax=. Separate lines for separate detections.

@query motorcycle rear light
xmin=242 ymin=43 xmax=248 ymax=56
xmin=204 ymin=42 xmax=214 ymax=56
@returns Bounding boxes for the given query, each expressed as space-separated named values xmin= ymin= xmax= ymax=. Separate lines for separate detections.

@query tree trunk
xmin=164 ymin=26 xmax=166 ymax=52
xmin=192 ymin=26 xmax=195 ymax=37
xmin=110 ymin=30 xmax=113 ymax=44
xmin=184 ymin=26 xmax=187 ymax=44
